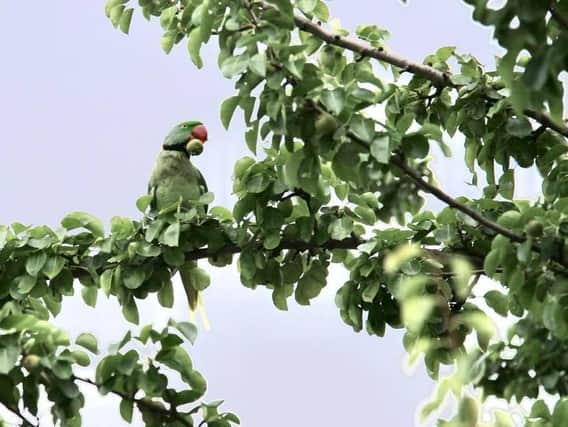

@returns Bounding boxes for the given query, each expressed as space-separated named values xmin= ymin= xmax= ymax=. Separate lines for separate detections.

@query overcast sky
xmin=0 ymin=1 xmax=528 ymax=426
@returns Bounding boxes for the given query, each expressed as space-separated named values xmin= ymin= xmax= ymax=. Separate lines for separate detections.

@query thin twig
xmin=1 ymin=403 xmax=37 ymax=427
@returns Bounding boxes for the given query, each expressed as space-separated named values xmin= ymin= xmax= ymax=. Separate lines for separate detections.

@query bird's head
xmin=163 ymin=120 xmax=208 ymax=156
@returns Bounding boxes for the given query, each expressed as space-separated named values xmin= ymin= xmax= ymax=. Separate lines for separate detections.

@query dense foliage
xmin=3 ymin=0 xmax=568 ymax=425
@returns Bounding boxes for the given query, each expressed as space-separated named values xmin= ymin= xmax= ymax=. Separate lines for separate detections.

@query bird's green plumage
xmin=148 ymin=150 xmax=208 ymax=212
xmin=148 ymin=121 xmax=209 ymax=316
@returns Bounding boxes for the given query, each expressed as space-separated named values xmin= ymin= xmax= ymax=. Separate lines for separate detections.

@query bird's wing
xmin=196 ymin=167 xmax=208 ymax=194
xmin=196 ymin=167 xmax=209 ymax=212
xmin=147 ymin=179 xmax=157 ymax=212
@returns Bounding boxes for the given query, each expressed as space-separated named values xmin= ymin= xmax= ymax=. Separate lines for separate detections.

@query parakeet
xmin=148 ymin=120 xmax=210 ymax=328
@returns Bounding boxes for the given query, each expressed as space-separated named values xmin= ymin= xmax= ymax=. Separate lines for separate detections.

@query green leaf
xmin=17 ymin=275 xmax=37 ymax=294
xmin=123 ymin=269 xmax=146 ymax=290
xmin=136 ymin=194 xmax=153 ymax=213
xmin=384 ymin=245 xmax=421 ymax=274
xmin=321 ymin=88 xmax=345 ymax=115
xmin=158 ymin=280 xmax=174 ymax=308
xmin=484 ymin=290 xmax=508 ymax=316
xmin=181 ymin=266 xmax=210 ymax=291
xmin=354 ymin=206 xmax=376 ymax=225
xmin=82 ymin=286 xmax=98 ymax=307
xmin=161 ymin=32 xmax=176 ymax=54
xmin=402 ymin=134 xmax=429 ymax=158
xmin=462 ymin=311 xmax=495 ymax=350
xmin=186 ymin=369 xmax=207 ymax=394
xmin=450 ymin=258 xmax=472 ymax=301
xmin=329 ymin=217 xmax=353 ymax=240
xmin=109 ymin=5 xmax=125 ymax=27
xmin=26 ymin=252 xmax=47 ymax=277
xmin=245 ymin=173 xmax=271 ymax=193
xmin=159 ymin=5 xmax=177 ymax=29
xmin=349 ymin=116 xmax=375 ymax=143
xmin=160 ymin=222 xmax=180 ymax=247
xmin=272 ymin=284 xmax=294 ymax=310
xmin=245 ymin=123 xmax=259 ymax=154
xmin=263 ymin=230 xmax=281 ymax=250
xmin=457 ymin=397 xmax=479 ymax=425
xmin=361 ymin=282 xmax=380 ymax=303
xmin=100 ymin=269 xmax=114 ymax=296
xmin=436 ymin=46 xmax=455 ymax=61
xmin=506 ymin=117 xmax=532 ymax=137
xmin=43 ymin=256 xmax=65 ymax=280
xmin=156 ymin=347 xmax=193 ymax=378
xmin=295 ymin=261 xmax=327 ymax=305
xmin=76 ymin=333 xmax=99 ymax=354
xmin=313 ymin=0 xmax=330 ymax=21
xmin=119 ymin=8 xmax=133 ymax=34
xmin=170 ymin=320 xmax=198 ymax=344
xmin=552 ymin=398 xmax=568 ymax=426
xmin=0 ymin=345 xmax=19 ymax=375
xmin=72 ymin=350 xmax=91 ymax=367
xmin=249 ymin=52 xmax=267 ymax=77
xmin=298 ymin=0 xmax=318 ymax=13
xmin=370 ymin=135 xmax=390 ymax=163
xmin=402 ymin=296 xmax=436 ymax=332
xmin=187 ymin=27 xmax=204 ymax=68
xmin=483 ymin=248 xmax=501 ymax=278
xmin=524 ymin=51 xmax=551 ymax=91
xmin=356 ymin=24 xmax=390 ymax=43
xmin=498 ymin=169 xmax=515 ymax=200
xmin=199 ymin=0 xmax=213 ymax=42
xmin=61 ymin=212 xmax=104 ymax=237
xmin=122 ymin=298 xmax=139 ymax=324
xmin=163 ymin=247 xmax=185 ymax=267
xmin=120 ymin=398 xmax=134 ymax=423
xmin=220 ymin=96 xmax=240 ymax=130
xmin=221 ymin=55 xmax=249 ymax=78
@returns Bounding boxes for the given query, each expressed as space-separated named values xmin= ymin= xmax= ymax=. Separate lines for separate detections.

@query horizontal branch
xmin=73 ymin=375 xmax=193 ymax=427
xmin=264 ymin=1 xmax=568 ymax=138
xmin=524 ymin=109 xmax=568 ymax=138
xmin=293 ymin=12 xmax=451 ymax=87
xmin=185 ymin=236 xmax=361 ymax=261
xmin=389 ymin=155 xmax=526 ymax=243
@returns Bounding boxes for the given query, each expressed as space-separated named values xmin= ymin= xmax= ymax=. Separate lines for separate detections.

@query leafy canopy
xmin=2 ymin=0 xmax=568 ymax=425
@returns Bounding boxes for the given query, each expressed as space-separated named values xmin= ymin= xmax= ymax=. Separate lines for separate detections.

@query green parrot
xmin=148 ymin=120 xmax=210 ymax=328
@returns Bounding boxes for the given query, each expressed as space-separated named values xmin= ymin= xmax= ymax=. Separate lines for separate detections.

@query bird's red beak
xmin=191 ymin=124 xmax=208 ymax=143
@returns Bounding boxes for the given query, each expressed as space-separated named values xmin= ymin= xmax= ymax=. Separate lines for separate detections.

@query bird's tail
xmin=180 ymin=262 xmax=210 ymax=331
xmin=190 ymin=293 xmax=210 ymax=331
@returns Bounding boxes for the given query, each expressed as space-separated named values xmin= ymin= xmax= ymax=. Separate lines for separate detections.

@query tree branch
xmin=550 ymin=1 xmax=568 ymax=31
xmin=1 ymin=403 xmax=37 ymax=427
xmin=389 ymin=155 xmax=525 ymax=243
xmin=73 ymin=375 xmax=193 ymax=427
xmin=257 ymin=1 xmax=568 ymax=138
xmin=185 ymin=236 xmax=362 ymax=261
xmin=524 ymin=109 xmax=568 ymax=138
xmin=291 ymin=10 xmax=451 ymax=87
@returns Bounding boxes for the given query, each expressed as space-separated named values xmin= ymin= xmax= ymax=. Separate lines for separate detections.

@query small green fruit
xmin=315 ymin=112 xmax=337 ymax=136
xmin=22 ymin=354 xmax=41 ymax=371
xmin=208 ymin=253 xmax=233 ymax=267
xmin=526 ymin=220 xmax=544 ymax=237
xmin=186 ymin=139 xmax=204 ymax=155
xmin=319 ymin=45 xmax=338 ymax=70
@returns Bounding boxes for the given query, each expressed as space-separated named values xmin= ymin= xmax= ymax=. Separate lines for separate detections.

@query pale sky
xmin=0 ymin=2 xmax=523 ymax=426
